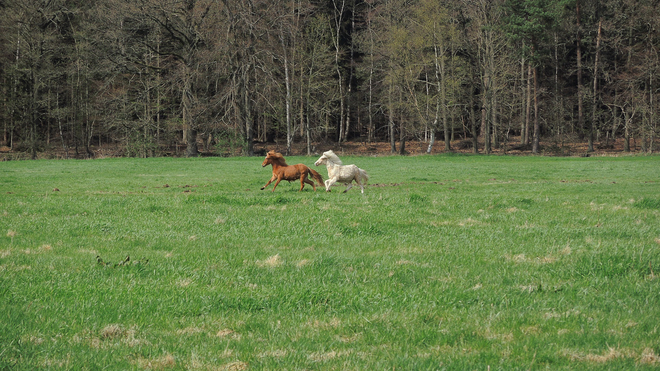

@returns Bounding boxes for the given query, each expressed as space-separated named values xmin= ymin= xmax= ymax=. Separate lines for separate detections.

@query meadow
xmin=1 ymin=153 xmax=659 ymax=370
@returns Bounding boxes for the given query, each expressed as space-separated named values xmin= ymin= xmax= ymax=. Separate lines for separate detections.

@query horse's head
xmin=314 ymin=153 xmax=328 ymax=166
xmin=263 ymin=150 xmax=286 ymax=167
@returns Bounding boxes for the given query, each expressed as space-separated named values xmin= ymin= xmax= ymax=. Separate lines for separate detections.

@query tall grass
xmin=1 ymin=154 xmax=659 ymax=370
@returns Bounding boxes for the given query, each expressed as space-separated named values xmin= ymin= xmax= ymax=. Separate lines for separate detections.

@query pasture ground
xmin=1 ymin=154 xmax=659 ymax=370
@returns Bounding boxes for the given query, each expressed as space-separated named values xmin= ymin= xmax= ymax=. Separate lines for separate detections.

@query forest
xmin=0 ymin=0 xmax=659 ymax=159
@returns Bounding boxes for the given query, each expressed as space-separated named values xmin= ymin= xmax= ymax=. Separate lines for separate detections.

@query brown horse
xmin=261 ymin=150 xmax=324 ymax=192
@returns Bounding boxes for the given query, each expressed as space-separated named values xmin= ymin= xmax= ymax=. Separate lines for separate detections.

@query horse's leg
xmin=325 ymin=177 xmax=337 ymax=192
xmin=355 ymin=171 xmax=365 ymax=193
xmin=299 ymin=174 xmax=307 ymax=191
xmin=271 ymin=177 xmax=283 ymax=192
xmin=261 ymin=175 xmax=277 ymax=190
xmin=355 ymin=177 xmax=364 ymax=193
xmin=302 ymin=167 xmax=317 ymax=191
xmin=344 ymin=182 xmax=353 ymax=193
xmin=303 ymin=176 xmax=316 ymax=191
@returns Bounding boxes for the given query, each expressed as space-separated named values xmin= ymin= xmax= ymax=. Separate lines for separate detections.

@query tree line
xmin=0 ymin=0 xmax=658 ymax=159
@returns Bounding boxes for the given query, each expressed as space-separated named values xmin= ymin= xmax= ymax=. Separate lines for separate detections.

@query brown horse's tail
xmin=309 ymin=167 xmax=324 ymax=186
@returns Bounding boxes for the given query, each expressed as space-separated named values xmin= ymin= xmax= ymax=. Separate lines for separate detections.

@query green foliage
xmin=1 ymin=155 xmax=659 ymax=369
xmin=501 ymin=0 xmax=570 ymax=60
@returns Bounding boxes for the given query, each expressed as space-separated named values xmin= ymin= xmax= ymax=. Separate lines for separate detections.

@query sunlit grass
xmin=1 ymin=154 xmax=659 ymax=369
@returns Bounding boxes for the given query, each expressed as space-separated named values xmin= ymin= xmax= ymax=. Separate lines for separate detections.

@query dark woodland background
xmin=1 ymin=0 xmax=659 ymax=159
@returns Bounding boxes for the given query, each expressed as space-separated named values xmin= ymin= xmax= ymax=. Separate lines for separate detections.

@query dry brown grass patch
xmin=90 ymin=325 xmax=149 ymax=348
xmin=101 ymin=324 xmax=125 ymax=339
xmin=308 ymin=350 xmax=352 ymax=362
xmin=457 ymin=218 xmax=482 ymax=226
xmin=521 ymin=326 xmax=540 ymax=335
xmin=296 ymin=259 xmax=312 ymax=267
xmin=217 ymin=329 xmax=242 ymax=340
xmin=308 ymin=317 xmax=342 ymax=330
xmin=507 ymin=253 xmax=557 ymax=264
xmin=257 ymin=349 xmax=288 ymax=358
xmin=40 ymin=354 xmax=71 ymax=368
xmin=218 ymin=361 xmax=248 ymax=370
xmin=337 ymin=332 xmax=362 ymax=343
xmin=176 ymin=278 xmax=194 ymax=287
xmin=480 ymin=327 xmax=514 ymax=342
xmin=176 ymin=326 xmax=204 ymax=336
xmin=640 ymin=348 xmax=660 ymax=365
xmin=562 ymin=347 xmax=638 ymax=364
xmin=256 ymin=254 xmax=282 ymax=267
xmin=134 ymin=354 xmax=176 ymax=369
xmin=396 ymin=259 xmax=417 ymax=266
xmin=22 ymin=334 xmax=45 ymax=345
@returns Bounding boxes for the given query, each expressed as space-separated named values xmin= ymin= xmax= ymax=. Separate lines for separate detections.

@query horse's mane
xmin=323 ymin=150 xmax=343 ymax=165
xmin=267 ymin=150 xmax=288 ymax=166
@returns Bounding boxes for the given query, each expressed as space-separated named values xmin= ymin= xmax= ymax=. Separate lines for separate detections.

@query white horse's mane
xmin=323 ymin=150 xmax=343 ymax=165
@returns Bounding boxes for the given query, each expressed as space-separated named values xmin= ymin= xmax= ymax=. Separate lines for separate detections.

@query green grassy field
xmin=1 ymin=154 xmax=659 ymax=370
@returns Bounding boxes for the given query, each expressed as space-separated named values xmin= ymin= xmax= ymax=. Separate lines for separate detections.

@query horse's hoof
xmin=260 ymin=187 xmax=265 ymax=190
xmin=343 ymin=190 xmax=348 ymax=193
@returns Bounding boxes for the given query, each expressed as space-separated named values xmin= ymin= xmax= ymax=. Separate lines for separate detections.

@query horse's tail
xmin=358 ymin=168 xmax=369 ymax=184
xmin=309 ymin=167 xmax=324 ymax=186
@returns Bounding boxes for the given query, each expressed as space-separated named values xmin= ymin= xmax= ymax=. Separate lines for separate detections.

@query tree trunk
xmin=525 ymin=64 xmax=532 ymax=145
xmin=492 ymin=92 xmax=498 ymax=149
xmin=368 ymin=58 xmax=374 ymax=143
xmin=284 ymin=47 xmax=292 ymax=155
xmin=437 ymin=44 xmax=450 ymax=151
xmin=520 ymin=46 xmax=526 ymax=144
xmin=332 ymin=0 xmax=345 ymax=145
xmin=182 ymin=67 xmax=198 ymax=157
xmin=576 ymin=0 xmax=584 ymax=140
xmin=30 ymin=69 xmax=38 ymax=160
xmin=489 ymin=36 xmax=498 ymax=150
xmin=532 ymin=63 xmax=540 ymax=153
xmin=244 ymin=72 xmax=254 ymax=156
xmin=399 ymin=117 xmax=406 ymax=155
xmin=388 ymin=83 xmax=396 ymax=153
xmin=471 ymin=94 xmax=478 ymax=154
xmin=427 ymin=130 xmax=436 ymax=154
xmin=481 ymin=91 xmax=488 ymax=154
xmin=589 ymin=19 xmax=602 ymax=153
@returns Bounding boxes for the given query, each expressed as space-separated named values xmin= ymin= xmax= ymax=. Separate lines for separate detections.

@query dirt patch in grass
xmin=4 ymin=136 xmax=647 ymax=160
xmin=101 ymin=324 xmax=125 ymax=339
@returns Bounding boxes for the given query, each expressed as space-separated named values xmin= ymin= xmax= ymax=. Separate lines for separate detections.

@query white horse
xmin=314 ymin=150 xmax=369 ymax=193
